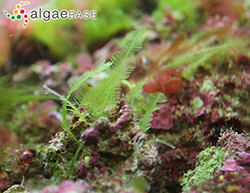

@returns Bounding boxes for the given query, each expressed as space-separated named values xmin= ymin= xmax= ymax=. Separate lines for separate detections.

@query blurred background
xmin=0 ymin=0 xmax=248 ymax=70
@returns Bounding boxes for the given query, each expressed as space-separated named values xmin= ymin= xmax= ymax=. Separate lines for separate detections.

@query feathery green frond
xmin=66 ymin=61 xmax=112 ymax=103
xmin=167 ymin=40 xmax=240 ymax=80
xmin=59 ymin=61 xmax=112 ymax=138
xmin=85 ymin=30 xmax=145 ymax=118
xmin=126 ymin=81 xmax=146 ymax=116
xmin=139 ymin=93 xmax=165 ymax=132
xmin=74 ymin=82 xmax=91 ymax=106
xmin=58 ymin=30 xmax=145 ymax=134
xmin=108 ymin=30 xmax=145 ymax=80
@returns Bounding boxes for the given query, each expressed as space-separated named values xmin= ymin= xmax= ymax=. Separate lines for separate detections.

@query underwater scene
xmin=0 ymin=0 xmax=250 ymax=192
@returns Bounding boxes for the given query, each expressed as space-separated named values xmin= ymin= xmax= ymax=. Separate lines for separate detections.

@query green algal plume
xmin=44 ymin=30 xmax=145 ymax=142
xmin=74 ymin=30 xmax=145 ymax=119
xmin=139 ymin=93 xmax=165 ymax=132
xmin=125 ymin=81 xmax=146 ymax=116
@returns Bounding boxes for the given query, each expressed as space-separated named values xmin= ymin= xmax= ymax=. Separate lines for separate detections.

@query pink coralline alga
xmin=150 ymin=103 xmax=174 ymax=130
xmin=41 ymin=180 xmax=86 ymax=193
xmin=220 ymin=157 xmax=244 ymax=172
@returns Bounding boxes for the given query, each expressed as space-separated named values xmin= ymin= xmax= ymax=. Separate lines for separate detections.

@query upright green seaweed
xmin=139 ymin=93 xmax=165 ymax=132
xmin=76 ymin=30 xmax=145 ymax=119
xmin=44 ymin=30 xmax=145 ymax=143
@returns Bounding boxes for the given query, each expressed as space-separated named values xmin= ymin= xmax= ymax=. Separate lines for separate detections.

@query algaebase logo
xmin=3 ymin=1 xmax=30 ymax=29
xmin=3 ymin=1 xmax=97 ymax=29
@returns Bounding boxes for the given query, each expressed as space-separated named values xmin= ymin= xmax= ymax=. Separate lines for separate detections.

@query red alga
xmin=143 ymin=67 xmax=183 ymax=96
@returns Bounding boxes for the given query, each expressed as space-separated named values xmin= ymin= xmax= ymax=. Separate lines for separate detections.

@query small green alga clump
xmin=190 ymin=96 xmax=203 ymax=111
xmin=181 ymin=146 xmax=225 ymax=192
